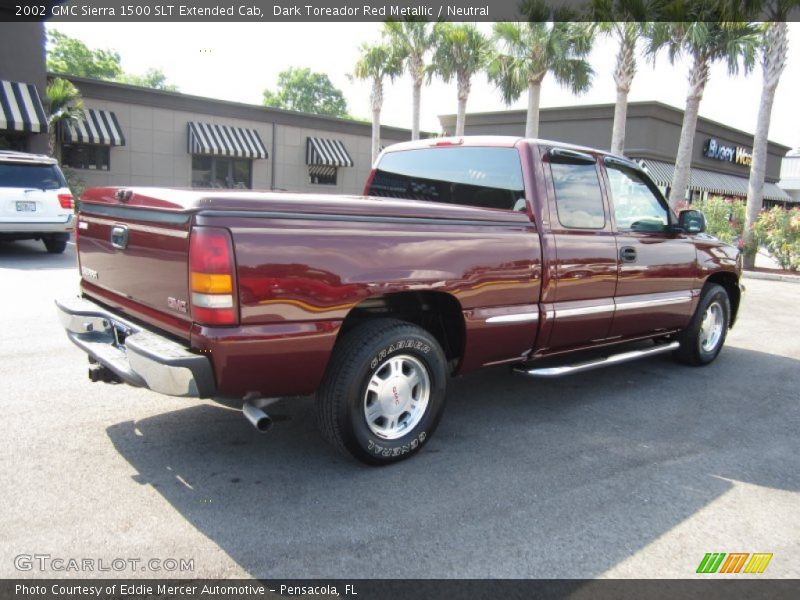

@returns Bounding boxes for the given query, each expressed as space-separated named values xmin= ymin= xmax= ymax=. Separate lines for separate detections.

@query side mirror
xmin=678 ymin=209 xmax=706 ymax=234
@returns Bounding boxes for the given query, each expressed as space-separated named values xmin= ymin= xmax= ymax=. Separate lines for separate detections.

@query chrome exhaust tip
xmin=242 ymin=401 xmax=273 ymax=432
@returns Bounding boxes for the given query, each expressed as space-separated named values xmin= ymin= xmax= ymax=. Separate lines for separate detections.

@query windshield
xmin=0 ymin=163 xmax=67 ymax=190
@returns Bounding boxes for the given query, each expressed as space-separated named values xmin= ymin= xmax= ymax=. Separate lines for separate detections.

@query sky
xmin=47 ymin=22 xmax=800 ymax=150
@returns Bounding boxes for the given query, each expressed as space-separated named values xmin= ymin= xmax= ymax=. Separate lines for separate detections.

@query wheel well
xmin=338 ymin=292 xmax=465 ymax=370
xmin=705 ymin=272 xmax=741 ymax=326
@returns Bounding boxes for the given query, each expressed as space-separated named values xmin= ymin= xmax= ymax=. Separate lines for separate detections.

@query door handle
xmin=620 ymin=246 xmax=637 ymax=263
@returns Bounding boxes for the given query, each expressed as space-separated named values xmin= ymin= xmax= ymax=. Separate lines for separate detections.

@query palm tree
xmin=648 ymin=18 xmax=759 ymax=210
xmin=488 ymin=21 xmax=594 ymax=139
xmin=743 ymin=17 xmax=790 ymax=269
xmin=590 ymin=0 xmax=661 ymax=156
xmin=383 ymin=20 xmax=433 ymax=141
xmin=45 ymin=77 xmax=84 ymax=161
xmin=353 ymin=43 xmax=402 ymax=165
xmin=432 ymin=23 xmax=491 ymax=137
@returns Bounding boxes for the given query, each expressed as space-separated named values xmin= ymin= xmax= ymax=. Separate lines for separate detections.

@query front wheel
xmin=316 ymin=318 xmax=448 ymax=465
xmin=675 ymin=283 xmax=730 ymax=366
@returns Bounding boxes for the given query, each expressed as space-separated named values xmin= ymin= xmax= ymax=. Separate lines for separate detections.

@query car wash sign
xmin=703 ymin=138 xmax=753 ymax=167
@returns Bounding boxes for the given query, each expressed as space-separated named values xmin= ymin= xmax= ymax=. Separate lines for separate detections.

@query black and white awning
xmin=0 ymin=80 xmax=48 ymax=133
xmin=62 ymin=109 xmax=125 ymax=146
xmin=637 ymin=158 xmax=791 ymax=202
xmin=306 ymin=137 xmax=353 ymax=167
xmin=188 ymin=122 xmax=268 ymax=159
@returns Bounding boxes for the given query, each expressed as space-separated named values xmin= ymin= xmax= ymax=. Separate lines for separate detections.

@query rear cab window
xmin=368 ymin=146 xmax=526 ymax=212
xmin=545 ymin=148 xmax=606 ymax=230
xmin=0 ymin=163 xmax=67 ymax=190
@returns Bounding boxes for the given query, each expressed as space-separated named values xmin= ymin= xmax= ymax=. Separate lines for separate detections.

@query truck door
xmin=539 ymin=148 xmax=618 ymax=352
xmin=602 ymin=158 xmax=697 ymax=339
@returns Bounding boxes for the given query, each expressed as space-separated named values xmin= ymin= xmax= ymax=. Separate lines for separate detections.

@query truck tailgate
xmin=77 ymin=188 xmax=194 ymax=338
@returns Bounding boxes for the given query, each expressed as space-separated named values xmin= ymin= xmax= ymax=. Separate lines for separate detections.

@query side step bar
xmin=513 ymin=341 xmax=680 ymax=378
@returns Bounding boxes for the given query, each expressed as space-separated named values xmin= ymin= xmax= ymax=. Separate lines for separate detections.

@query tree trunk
xmin=455 ymin=74 xmax=471 ymax=137
xmin=669 ymin=55 xmax=709 ymax=210
xmin=412 ymin=76 xmax=422 ymax=141
xmin=525 ymin=80 xmax=541 ymax=139
xmin=743 ymin=22 xmax=788 ymax=269
xmin=371 ymin=78 xmax=383 ymax=165
xmin=610 ymin=87 xmax=629 ymax=156
xmin=610 ymin=34 xmax=635 ymax=156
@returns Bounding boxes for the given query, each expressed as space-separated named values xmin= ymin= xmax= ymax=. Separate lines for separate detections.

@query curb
xmin=743 ymin=270 xmax=800 ymax=284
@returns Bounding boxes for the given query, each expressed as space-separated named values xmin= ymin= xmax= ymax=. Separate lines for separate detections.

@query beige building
xmin=57 ymin=75 xmax=415 ymax=195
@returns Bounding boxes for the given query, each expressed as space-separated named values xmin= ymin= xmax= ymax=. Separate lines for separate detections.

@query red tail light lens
xmin=363 ymin=168 xmax=377 ymax=196
xmin=58 ymin=193 xmax=73 ymax=209
xmin=189 ymin=227 xmax=238 ymax=326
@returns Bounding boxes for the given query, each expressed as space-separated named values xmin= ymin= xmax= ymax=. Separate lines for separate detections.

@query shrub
xmin=691 ymin=195 xmax=745 ymax=244
xmin=754 ymin=206 xmax=800 ymax=271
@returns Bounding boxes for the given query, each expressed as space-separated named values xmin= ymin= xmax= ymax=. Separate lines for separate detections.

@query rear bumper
xmin=56 ymin=296 xmax=216 ymax=398
xmin=0 ymin=214 xmax=75 ymax=234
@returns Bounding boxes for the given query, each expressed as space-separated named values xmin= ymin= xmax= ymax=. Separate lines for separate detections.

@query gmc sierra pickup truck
xmin=57 ymin=136 xmax=743 ymax=464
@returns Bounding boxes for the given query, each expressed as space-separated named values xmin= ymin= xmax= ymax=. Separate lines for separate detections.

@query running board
xmin=513 ymin=341 xmax=680 ymax=378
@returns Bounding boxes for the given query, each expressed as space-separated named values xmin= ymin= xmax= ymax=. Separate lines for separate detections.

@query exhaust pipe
xmin=243 ymin=401 xmax=273 ymax=432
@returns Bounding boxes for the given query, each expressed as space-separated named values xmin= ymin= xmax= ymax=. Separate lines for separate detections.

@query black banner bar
xmin=2 ymin=0 xmax=800 ymax=22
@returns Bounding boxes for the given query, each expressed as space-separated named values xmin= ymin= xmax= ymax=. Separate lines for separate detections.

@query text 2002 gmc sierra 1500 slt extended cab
xmin=57 ymin=136 xmax=743 ymax=464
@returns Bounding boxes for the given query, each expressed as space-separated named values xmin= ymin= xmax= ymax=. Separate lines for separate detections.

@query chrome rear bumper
xmin=56 ymin=296 xmax=216 ymax=398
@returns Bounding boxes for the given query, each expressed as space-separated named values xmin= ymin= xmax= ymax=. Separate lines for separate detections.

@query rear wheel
xmin=43 ymin=236 xmax=67 ymax=254
xmin=675 ymin=283 xmax=730 ymax=366
xmin=316 ymin=318 xmax=448 ymax=465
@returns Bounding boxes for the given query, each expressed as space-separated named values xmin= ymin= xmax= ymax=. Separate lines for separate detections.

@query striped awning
xmin=306 ymin=137 xmax=353 ymax=167
xmin=62 ymin=109 xmax=125 ymax=146
xmin=0 ymin=80 xmax=47 ymax=133
xmin=636 ymin=158 xmax=791 ymax=202
xmin=188 ymin=122 xmax=268 ymax=159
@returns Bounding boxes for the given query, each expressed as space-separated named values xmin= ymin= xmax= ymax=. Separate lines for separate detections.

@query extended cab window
xmin=550 ymin=162 xmax=605 ymax=229
xmin=368 ymin=147 xmax=525 ymax=211
xmin=606 ymin=164 xmax=669 ymax=232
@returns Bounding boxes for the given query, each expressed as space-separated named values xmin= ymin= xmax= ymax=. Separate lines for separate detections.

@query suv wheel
xmin=675 ymin=283 xmax=730 ymax=366
xmin=316 ymin=318 xmax=448 ymax=465
xmin=43 ymin=236 xmax=67 ymax=254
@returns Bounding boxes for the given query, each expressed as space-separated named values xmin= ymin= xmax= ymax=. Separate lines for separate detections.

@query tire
xmin=674 ymin=283 xmax=730 ymax=366
xmin=316 ymin=318 xmax=448 ymax=465
xmin=43 ymin=237 xmax=67 ymax=254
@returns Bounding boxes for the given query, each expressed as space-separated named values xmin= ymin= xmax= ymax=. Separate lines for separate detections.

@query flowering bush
xmin=754 ymin=206 xmax=800 ymax=271
xmin=690 ymin=195 xmax=745 ymax=244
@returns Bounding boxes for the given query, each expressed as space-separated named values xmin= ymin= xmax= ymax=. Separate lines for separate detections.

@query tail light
xmin=189 ymin=227 xmax=238 ymax=326
xmin=58 ymin=193 xmax=73 ymax=209
xmin=363 ymin=168 xmax=377 ymax=195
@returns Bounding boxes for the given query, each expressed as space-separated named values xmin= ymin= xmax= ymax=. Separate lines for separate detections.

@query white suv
xmin=0 ymin=150 xmax=75 ymax=254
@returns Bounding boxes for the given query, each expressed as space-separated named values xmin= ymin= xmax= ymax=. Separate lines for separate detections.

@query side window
xmin=606 ymin=165 xmax=669 ymax=232
xmin=550 ymin=162 xmax=606 ymax=229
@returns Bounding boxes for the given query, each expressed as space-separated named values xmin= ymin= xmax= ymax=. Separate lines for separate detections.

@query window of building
xmin=309 ymin=168 xmax=337 ymax=186
xmin=368 ymin=147 xmax=525 ymax=211
xmin=191 ymin=156 xmax=252 ymax=189
xmin=0 ymin=133 xmax=28 ymax=151
xmin=606 ymin=165 xmax=669 ymax=232
xmin=550 ymin=162 xmax=606 ymax=229
xmin=61 ymin=144 xmax=110 ymax=171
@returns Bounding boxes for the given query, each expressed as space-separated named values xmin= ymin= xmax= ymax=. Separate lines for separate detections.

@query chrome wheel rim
xmin=363 ymin=354 xmax=430 ymax=440
xmin=700 ymin=301 xmax=724 ymax=353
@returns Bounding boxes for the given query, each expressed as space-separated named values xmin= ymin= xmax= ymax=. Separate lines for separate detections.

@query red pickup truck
xmin=57 ymin=136 xmax=743 ymax=464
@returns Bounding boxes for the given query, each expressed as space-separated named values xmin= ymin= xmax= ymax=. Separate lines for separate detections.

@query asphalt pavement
xmin=1 ymin=239 xmax=798 ymax=579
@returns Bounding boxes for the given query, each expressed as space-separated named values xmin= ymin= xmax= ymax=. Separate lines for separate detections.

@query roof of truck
xmin=382 ymin=135 xmax=618 ymax=159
